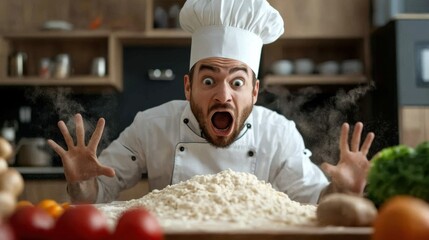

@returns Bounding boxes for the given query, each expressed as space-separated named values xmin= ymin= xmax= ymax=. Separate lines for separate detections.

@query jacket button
xmin=248 ymin=150 xmax=254 ymax=157
xmin=131 ymin=156 xmax=136 ymax=161
xmin=179 ymin=146 xmax=185 ymax=152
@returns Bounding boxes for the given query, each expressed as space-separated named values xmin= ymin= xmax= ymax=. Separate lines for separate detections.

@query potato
xmin=317 ymin=193 xmax=377 ymax=226
xmin=0 ymin=191 xmax=16 ymax=219
xmin=0 ymin=138 xmax=12 ymax=160
xmin=0 ymin=168 xmax=24 ymax=197
xmin=0 ymin=158 xmax=7 ymax=174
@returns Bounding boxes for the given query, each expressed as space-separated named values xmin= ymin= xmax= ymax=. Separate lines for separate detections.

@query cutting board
xmin=96 ymin=202 xmax=373 ymax=240
xmin=164 ymin=224 xmax=372 ymax=240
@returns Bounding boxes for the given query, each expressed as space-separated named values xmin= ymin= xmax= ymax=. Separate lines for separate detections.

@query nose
xmin=214 ymin=82 xmax=232 ymax=103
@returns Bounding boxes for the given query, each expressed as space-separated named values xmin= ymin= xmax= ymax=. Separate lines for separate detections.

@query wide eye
xmin=203 ymin=77 xmax=214 ymax=85
xmin=232 ymin=79 xmax=244 ymax=87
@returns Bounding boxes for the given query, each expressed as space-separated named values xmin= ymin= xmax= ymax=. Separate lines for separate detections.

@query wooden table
xmin=96 ymin=202 xmax=373 ymax=240
xmin=164 ymin=225 xmax=372 ymax=240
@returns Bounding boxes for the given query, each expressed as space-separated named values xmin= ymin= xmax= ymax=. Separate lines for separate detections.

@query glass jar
xmin=54 ymin=54 xmax=71 ymax=79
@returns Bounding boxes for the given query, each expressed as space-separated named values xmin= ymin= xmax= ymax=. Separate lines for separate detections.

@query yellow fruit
xmin=37 ymin=199 xmax=68 ymax=218
xmin=46 ymin=204 xmax=64 ymax=218
xmin=372 ymin=195 xmax=429 ymax=240
xmin=16 ymin=200 xmax=33 ymax=208
xmin=37 ymin=199 xmax=58 ymax=210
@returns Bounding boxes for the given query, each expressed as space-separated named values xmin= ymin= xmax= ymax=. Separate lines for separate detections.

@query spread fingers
xmin=361 ymin=132 xmax=375 ymax=156
xmin=88 ymin=118 xmax=105 ymax=150
xmin=47 ymin=139 xmax=66 ymax=157
xmin=75 ymin=113 xmax=85 ymax=147
xmin=351 ymin=122 xmax=363 ymax=152
xmin=58 ymin=120 xmax=74 ymax=148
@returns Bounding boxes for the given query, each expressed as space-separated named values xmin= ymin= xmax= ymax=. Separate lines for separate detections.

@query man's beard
xmin=190 ymin=98 xmax=253 ymax=148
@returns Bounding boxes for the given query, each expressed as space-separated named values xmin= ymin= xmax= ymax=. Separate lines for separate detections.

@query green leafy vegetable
xmin=366 ymin=142 xmax=429 ymax=207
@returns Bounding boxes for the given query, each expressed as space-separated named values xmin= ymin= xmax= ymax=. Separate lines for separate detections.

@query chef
xmin=48 ymin=0 xmax=375 ymax=204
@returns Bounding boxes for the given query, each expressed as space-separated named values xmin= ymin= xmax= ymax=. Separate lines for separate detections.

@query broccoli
xmin=366 ymin=141 xmax=429 ymax=207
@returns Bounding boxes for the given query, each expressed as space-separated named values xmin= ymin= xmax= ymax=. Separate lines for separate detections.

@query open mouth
xmin=211 ymin=111 xmax=233 ymax=135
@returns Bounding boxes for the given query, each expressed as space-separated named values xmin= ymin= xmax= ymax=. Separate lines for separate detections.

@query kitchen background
xmin=0 ymin=0 xmax=429 ymax=171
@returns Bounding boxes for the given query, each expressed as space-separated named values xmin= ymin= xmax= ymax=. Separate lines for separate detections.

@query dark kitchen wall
xmin=0 ymin=45 xmax=190 ymax=166
xmin=0 ymin=86 xmax=120 ymax=166
xmin=118 ymin=45 xmax=190 ymax=132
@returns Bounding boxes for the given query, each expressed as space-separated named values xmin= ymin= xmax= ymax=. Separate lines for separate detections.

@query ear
xmin=184 ymin=74 xmax=191 ymax=101
xmin=252 ymin=79 xmax=260 ymax=104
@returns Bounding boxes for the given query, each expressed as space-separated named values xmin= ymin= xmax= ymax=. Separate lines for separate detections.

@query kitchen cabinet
xmin=145 ymin=0 xmax=186 ymax=33
xmin=19 ymin=180 xmax=69 ymax=203
xmin=143 ymin=0 xmax=371 ymax=89
xmin=19 ymin=178 xmax=149 ymax=203
xmin=262 ymin=0 xmax=371 ymax=89
xmin=0 ymin=0 xmax=371 ymax=91
xmin=371 ymin=18 xmax=429 ymax=149
xmin=0 ymin=31 xmax=122 ymax=91
xmin=16 ymin=167 xmax=149 ymax=203
xmin=399 ymin=107 xmax=429 ymax=148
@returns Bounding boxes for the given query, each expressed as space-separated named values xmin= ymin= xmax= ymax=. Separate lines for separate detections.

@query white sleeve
xmin=271 ymin=122 xmax=329 ymax=204
xmin=95 ymin=115 xmax=147 ymax=203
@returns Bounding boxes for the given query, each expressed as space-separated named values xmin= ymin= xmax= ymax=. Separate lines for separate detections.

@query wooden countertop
xmin=164 ymin=226 xmax=372 ymax=240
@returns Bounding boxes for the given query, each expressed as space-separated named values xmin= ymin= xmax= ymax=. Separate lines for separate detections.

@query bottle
xmin=39 ymin=57 xmax=52 ymax=78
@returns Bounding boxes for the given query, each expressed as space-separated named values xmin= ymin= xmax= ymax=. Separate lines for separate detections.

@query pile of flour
xmin=97 ymin=169 xmax=317 ymax=229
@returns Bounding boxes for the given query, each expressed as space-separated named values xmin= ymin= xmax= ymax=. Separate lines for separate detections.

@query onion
xmin=0 ymin=138 xmax=12 ymax=160
xmin=0 ymin=168 xmax=24 ymax=197
xmin=0 ymin=191 xmax=16 ymax=218
xmin=0 ymin=158 xmax=7 ymax=174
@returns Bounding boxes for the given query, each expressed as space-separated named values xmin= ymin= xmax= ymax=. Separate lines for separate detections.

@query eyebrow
xmin=198 ymin=64 xmax=249 ymax=75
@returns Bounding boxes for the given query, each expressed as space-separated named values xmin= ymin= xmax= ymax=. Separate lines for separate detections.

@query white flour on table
xmin=96 ymin=169 xmax=317 ymax=230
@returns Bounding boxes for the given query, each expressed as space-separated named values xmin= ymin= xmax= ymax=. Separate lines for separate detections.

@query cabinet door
xmin=269 ymin=0 xmax=369 ymax=38
xmin=399 ymin=106 xmax=429 ymax=147
xmin=117 ymin=180 xmax=149 ymax=201
xmin=19 ymin=180 xmax=69 ymax=203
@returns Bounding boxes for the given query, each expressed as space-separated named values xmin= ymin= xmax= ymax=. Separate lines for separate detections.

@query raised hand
xmin=47 ymin=113 xmax=115 ymax=183
xmin=321 ymin=122 xmax=375 ymax=195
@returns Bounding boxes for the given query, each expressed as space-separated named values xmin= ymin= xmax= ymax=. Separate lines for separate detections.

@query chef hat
xmin=180 ymin=0 xmax=284 ymax=76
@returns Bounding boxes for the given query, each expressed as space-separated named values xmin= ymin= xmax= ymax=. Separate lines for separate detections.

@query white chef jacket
xmin=95 ymin=100 xmax=329 ymax=204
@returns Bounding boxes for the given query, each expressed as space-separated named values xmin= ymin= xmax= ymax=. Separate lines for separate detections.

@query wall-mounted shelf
xmin=263 ymin=0 xmax=371 ymax=89
xmin=0 ymin=30 xmax=122 ymax=91
xmin=0 ymin=76 xmax=110 ymax=86
xmin=0 ymin=0 xmax=371 ymax=92
xmin=263 ymin=74 xmax=367 ymax=87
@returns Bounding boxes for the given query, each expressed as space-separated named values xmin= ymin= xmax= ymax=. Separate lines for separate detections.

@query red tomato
xmin=112 ymin=207 xmax=163 ymax=240
xmin=0 ymin=223 xmax=16 ymax=240
xmin=54 ymin=204 xmax=110 ymax=240
xmin=8 ymin=205 xmax=55 ymax=240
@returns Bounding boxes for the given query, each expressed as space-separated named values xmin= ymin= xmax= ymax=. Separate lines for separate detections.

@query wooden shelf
xmin=0 ymin=30 xmax=122 ymax=91
xmin=393 ymin=13 xmax=429 ymax=20
xmin=263 ymin=74 xmax=368 ymax=86
xmin=0 ymin=0 xmax=371 ymax=92
xmin=269 ymin=0 xmax=370 ymax=39
xmin=2 ymin=30 xmax=110 ymax=39
xmin=0 ymin=76 xmax=112 ymax=86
